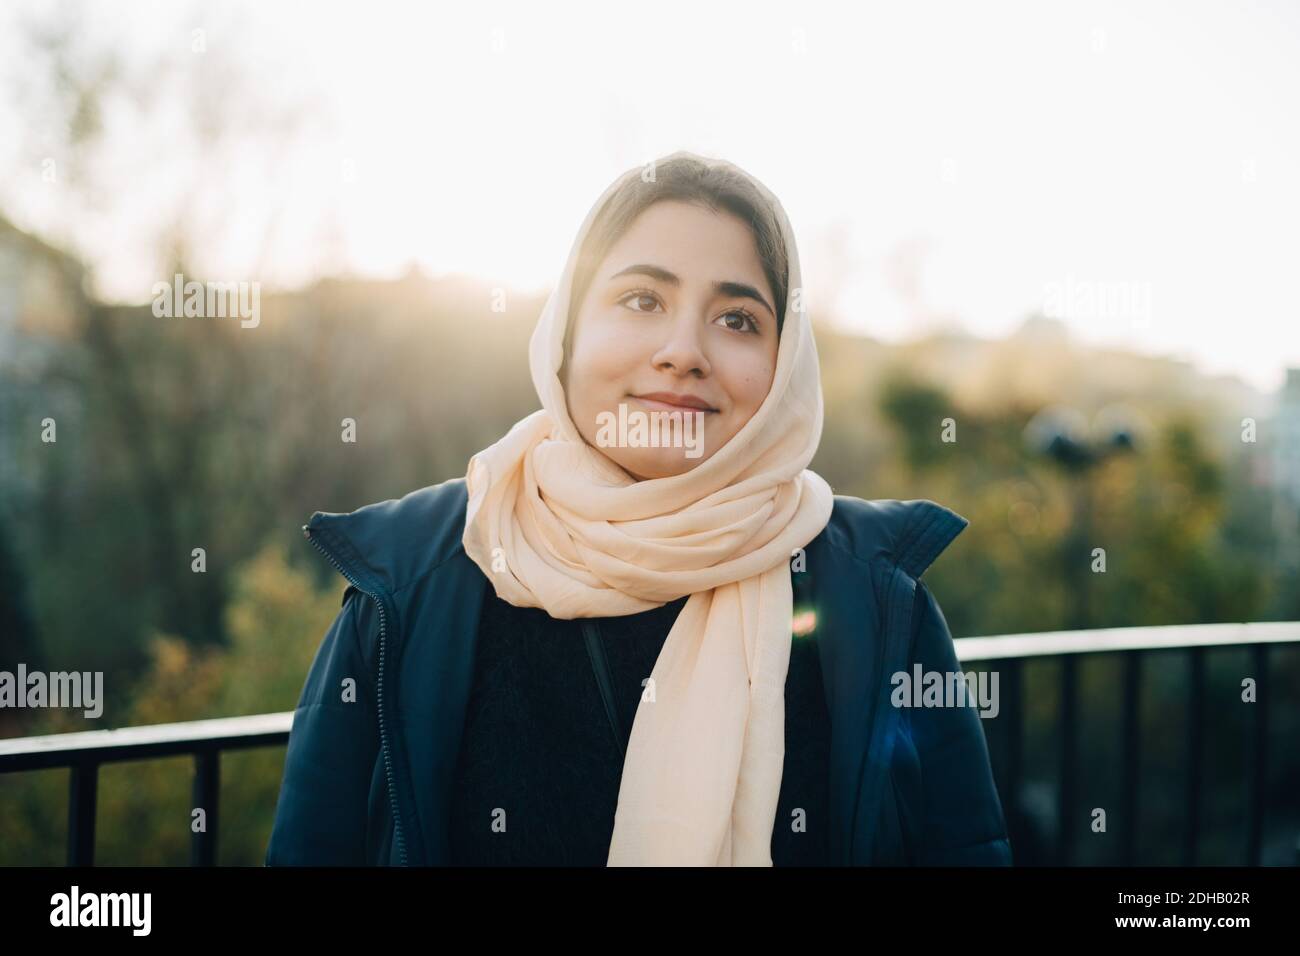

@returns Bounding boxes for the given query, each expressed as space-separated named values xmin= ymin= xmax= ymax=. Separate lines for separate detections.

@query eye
xmin=617 ymin=290 xmax=760 ymax=335
xmin=617 ymin=290 xmax=663 ymax=313
xmin=716 ymin=308 xmax=760 ymax=335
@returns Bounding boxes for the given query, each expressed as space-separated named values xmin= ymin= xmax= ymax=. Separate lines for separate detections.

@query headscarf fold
xmin=462 ymin=149 xmax=834 ymax=865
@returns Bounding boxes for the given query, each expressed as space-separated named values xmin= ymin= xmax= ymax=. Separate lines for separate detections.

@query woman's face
xmin=562 ymin=200 xmax=780 ymax=481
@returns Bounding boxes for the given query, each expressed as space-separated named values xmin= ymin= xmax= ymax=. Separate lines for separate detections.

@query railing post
xmin=1058 ymin=655 xmax=1078 ymax=865
xmin=1000 ymin=657 xmax=1023 ymax=864
xmin=67 ymin=762 xmax=98 ymax=866
xmin=1120 ymin=650 xmax=1142 ymax=866
xmin=1185 ymin=645 xmax=1205 ymax=866
xmin=1248 ymin=643 xmax=1268 ymax=865
xmin=191 ymin=749 xmax=220 ymax=866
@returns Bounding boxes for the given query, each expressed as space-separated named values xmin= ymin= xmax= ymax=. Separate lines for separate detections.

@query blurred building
xmin=1273 ymin=369 xmax=1300 ymax=502
xmin=1271 ymin=367 xmax=1300 ymax=571
xmin=0 ymin=215 xmax=89 ymax=506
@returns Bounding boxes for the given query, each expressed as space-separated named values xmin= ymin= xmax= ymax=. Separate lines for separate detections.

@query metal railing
xmin=0 ymin=713 xmax=292 ymax=865
xmin=956 ymin=621 xmax=1299 ymax=866
xmin=1 ymin=621 xmax=1296 ymax=866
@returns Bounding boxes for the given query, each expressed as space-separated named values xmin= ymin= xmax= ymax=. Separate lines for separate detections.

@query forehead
xmin=600 ymin=200 xmax=767 ymax=285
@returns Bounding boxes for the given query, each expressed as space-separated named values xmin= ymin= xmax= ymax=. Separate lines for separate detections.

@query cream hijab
xmin=461 ymin=149 xmax=834 ymax=865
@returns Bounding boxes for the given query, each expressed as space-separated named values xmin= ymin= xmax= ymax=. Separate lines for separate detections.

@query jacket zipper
xmin=887 ymin=580 xmax=928 ymax=865
xmin=849 ymin=563 xmax=921 ymax=865
xmin=303 ymin=524 xmax=410 ymax=866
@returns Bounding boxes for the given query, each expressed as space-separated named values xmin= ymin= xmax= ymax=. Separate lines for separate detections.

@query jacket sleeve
xmin=265 ymin=587 xmax=381 ymax=865
xmin=900 ymin=580 xmax=1013 ymax=865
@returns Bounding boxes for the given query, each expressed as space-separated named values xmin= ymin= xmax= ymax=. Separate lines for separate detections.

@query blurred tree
xmin=0 ymin=541 xmax=343 ymax=865
xmin=0 ymin=514 xmax=39 ymax=691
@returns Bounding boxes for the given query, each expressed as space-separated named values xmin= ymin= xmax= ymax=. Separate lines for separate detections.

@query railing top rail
xmin=0 ymin=711 xmax=294 ymax=772
xmin=956 ymin=620 xmax=1300 ymax=662
xmin=2 ymin=620 xmax=1297 ymax=772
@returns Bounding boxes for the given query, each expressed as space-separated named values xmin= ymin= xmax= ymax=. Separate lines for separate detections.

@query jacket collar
xmin=303 ymin=479 xmax=967 ymax=601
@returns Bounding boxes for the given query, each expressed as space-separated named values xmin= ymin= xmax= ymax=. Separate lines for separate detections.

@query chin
xmin=614 ymin=450 xmax=705 ymax=482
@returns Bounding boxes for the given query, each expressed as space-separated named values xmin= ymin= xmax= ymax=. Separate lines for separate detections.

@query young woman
xmin=266 ymin=150 xmax=1012 ymax=867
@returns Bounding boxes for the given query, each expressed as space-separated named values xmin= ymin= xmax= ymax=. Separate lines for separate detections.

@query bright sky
xmin=2 ymin=0 xmax=1298 ymax=392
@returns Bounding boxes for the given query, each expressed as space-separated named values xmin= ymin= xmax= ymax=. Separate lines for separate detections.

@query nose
xmin=650 ymin=310 xmax=711 ymax=378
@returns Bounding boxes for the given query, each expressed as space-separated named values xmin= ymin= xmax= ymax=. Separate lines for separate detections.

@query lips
xmin=631 ymin=391 xmax=717 ymax=413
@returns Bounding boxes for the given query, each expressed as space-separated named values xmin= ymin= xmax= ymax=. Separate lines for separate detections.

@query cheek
xmin=571 ymin=321 xmax=640 ymax=390
xmin=727 ymin=360 xmax=776 ymax=412
xmin=566 ymin=335 xmax=616 ymax=414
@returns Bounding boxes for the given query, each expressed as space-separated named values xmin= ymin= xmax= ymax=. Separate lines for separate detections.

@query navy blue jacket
xmin=265 ymin=477 xmax=1012 ymax=866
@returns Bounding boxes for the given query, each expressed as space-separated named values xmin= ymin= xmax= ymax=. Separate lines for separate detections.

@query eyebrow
xmin=607 ymin=263 xmax=776 ymax=321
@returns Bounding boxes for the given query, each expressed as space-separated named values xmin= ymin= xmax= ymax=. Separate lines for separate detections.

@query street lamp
xmin=1022 ymin=403 xmax=1142 ymax=865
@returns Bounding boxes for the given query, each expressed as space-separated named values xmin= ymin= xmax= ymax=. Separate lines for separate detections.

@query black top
xmin=448 ymin=583 xmax=832 ymax=865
